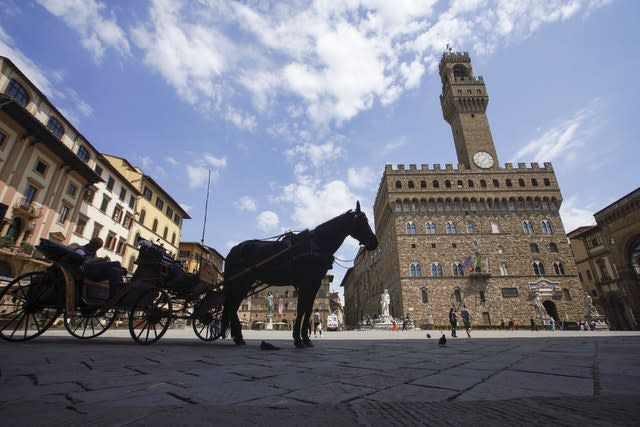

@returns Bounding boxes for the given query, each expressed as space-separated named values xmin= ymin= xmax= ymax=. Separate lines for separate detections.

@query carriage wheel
xmin=0 ymin=271 xmax=61 ymax=341
xmin=64 ymin=307 xmax=116 ymax=339
xmin=192 ymin=307 xmax=222 ymax=341
xmin=128 ymin=288 xmax=172 ymax=345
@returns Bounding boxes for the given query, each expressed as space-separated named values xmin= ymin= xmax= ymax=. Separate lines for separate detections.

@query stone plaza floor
xmin=1 ymin=328 xmax=639 ymax=426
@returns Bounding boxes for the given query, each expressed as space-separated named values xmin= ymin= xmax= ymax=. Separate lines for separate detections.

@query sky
xmin=1 ymin=0 xmax=638 ymax=297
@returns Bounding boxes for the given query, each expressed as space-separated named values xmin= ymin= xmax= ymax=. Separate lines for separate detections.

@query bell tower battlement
xmin=439 ymin=51 xmax=498 ymax=171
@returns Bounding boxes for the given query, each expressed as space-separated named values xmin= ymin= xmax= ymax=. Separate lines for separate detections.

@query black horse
xmin=220 ymin=201 xmax=378 ymax=348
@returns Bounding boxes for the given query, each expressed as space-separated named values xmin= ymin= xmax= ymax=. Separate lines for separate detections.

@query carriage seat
xmin=36 ymin=238 xmax=83 ymax=264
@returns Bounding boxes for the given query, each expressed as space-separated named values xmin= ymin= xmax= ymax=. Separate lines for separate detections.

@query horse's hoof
xmin=234 ymin=338 xmax=246 ymax=346
xmin=303 ymin=339 xmax=314 ymax=347
xmin=294 ymin=340 xmax=306 ymax=349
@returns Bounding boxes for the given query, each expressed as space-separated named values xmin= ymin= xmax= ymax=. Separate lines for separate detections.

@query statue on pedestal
xmin=265 ymin=291 xmax=274 ymax=330
xmin=381 ymin=289 xmax=390 ymax=318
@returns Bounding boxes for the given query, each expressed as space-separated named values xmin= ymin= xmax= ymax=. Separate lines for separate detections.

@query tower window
xmin=518 ymin=178 xmax=525 ymax=187
xmin=445 ymin=180 xmax=451 ymax=188
xmin=425 ymin=222 xmax=436 ymax=234
xmin=420 ymin=180 xmax=427 ymax=188
xmin=480 ymin=180 xmax=487 ymax=188
xmin=408 ymin=181 xmax=414 ymax=188
xmin=431 ymin=263 xmax=443 ymax=277
xmin=532 ymin=178 xmax=539 ymax=186
xmin=405 ymin=222 xmax=417 ymax=235
xmin=453 ymin=65 xmax=467 ymax=78
xmin=395 ymin=180 xmax=402 ymax=189
xmin=493 ymin=179 xmax=500 ymax=188
xmin=506 ymin=179 xmax=512 ymax=187
xmin=533 ymin=261 xmax=545 ymax=276
xmin=543 ymin=178 xmax=551 ymax=186
xmin=410 ymin=263 xmax=422 ymax=277
xmin=468 ymin=180 xmax=474 ymax=188
xmin=432 ymin=180 xmax=439 ymax=188
xmin=421 ymin=288 xmax=429 ymax=304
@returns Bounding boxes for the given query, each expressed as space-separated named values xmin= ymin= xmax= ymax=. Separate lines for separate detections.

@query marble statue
xmin=381 ymin=289 xmax=390 ymax=317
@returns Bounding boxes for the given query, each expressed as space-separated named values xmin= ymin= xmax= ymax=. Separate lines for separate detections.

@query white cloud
xmin=37 ymin=0 xmax=130 ymax=62
xmin=257 ymin=210 xmax=280 ymax=233
xmin=511 ymin=99 xmax=601 ymax=164
xmin=234 ymin=196 xmax=257 ymax=212
xmin=285 ymin=141 xmax=344 ymax=170
xmin=184 ymin=153 xmax=227 ymax=189
xmin=560 ymin=196 xmax=596 ymax=233
xmin=347 ymin=167 xmax=376 ymax=190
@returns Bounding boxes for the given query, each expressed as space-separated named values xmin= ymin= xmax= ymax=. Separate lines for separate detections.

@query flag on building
xmin=278 ymin=297 xmax=284 ymax=315
xmin=461 ymin=256 xmax=473 ymax=271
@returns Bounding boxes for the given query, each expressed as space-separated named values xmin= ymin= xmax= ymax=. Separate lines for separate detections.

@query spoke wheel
xmin=64 ymin=307 xmax=116 ymax=339
xmin=128 ymin=288 xmax=172 ymax=345
xmin=192 ymin=307 xmax=222 ymax=341
xmin=0 ymin=271 xmax=61 ymax=341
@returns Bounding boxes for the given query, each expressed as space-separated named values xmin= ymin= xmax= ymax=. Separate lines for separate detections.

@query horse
xmin=219 ymin=201 xmax=378 ymax=348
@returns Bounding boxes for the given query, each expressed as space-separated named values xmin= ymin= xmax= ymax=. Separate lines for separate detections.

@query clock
xmin=473 ymin=151 xmax=494 ymax=168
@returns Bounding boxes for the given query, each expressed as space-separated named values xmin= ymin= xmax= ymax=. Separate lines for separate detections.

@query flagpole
xmin=201 ymin=170 xmax=211 ymax=246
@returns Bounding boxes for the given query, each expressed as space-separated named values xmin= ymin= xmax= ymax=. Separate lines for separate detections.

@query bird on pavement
xmin=438 ymin=333 xmax=447 ymax=346
xmin=260 ymin=340 xmax=280 ymax=350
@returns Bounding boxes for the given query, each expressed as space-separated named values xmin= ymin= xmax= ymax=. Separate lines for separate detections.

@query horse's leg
xmin=222 ymin=280 xmax=247 ymax=345
xmin=292 ymin=290 xmax=306 ymax=348
xmin=301 ymin=281 xmax=321 ymax=347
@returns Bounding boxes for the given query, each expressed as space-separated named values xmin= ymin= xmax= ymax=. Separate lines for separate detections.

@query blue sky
xmin=1 ymin=0 xmax=638 ymax=295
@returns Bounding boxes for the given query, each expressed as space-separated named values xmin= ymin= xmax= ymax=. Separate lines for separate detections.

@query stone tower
xmin=439 ymin=51 xmax=498 ymax=170
xmin=342 ymin=51 xmax=586 ymax=330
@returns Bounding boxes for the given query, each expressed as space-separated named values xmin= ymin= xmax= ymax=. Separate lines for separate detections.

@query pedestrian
xmin=391 ymin=320 xmax=398 ymax=332
xmin=449 ymin=308 xmax=457 ymax=337
xmin=74 ymin=237 xmax=125 ymax=298
xmin=530 ymin=317 xmax=537 ymax=331
xmin=508 ymin=319 xmax=514 ymax=331
xmin=312 ymin=309 xmax=321 ymax=337
xmin=461 ymin=305 xmax=472 ymax=337
xmin=317 ymin=320 xmax=323 ymax=337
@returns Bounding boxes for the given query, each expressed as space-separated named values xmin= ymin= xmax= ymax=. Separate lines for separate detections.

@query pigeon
xmin=438 ymin=333 xmax=447 ymax=346
xmin=426 ymin=333 xmax=431 ymax=339
xmin=260 ymin=340 xmax=280 ymax=350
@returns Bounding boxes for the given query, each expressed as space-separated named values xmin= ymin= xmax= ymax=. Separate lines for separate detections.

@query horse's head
xmin=349 ymin=201 xmax=378 ymax=251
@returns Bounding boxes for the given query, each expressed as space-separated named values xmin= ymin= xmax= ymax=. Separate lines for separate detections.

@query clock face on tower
xmin=473 ymin=151 xmax=494 ymax=168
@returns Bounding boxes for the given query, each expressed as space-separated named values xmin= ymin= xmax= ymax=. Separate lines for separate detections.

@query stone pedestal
xmin=265 ymin=314 xmax=273 ymax=330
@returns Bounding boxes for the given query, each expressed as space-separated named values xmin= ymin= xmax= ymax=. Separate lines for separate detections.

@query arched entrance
xmin=605 ymin=292 xmax=628 ymax=330
xmin=542 ymin=300 xmax=559 ymax=322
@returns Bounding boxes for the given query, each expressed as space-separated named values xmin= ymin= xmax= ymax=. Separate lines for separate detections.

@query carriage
xmin=0 ymin=202 xmax=377 ymax=347
xmin=0 ymin=237 xmax=224 ymax=345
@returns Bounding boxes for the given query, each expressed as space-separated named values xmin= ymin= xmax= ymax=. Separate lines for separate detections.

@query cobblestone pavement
xmin=1 ymin=328 xmax=639 ymax=426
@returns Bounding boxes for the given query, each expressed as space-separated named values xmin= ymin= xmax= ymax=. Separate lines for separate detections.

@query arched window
xmin=452 ymin=263 xmax=464 ymax=277
xmin=533 ymin=260 xmax=545 ymax=276
xmin=466 ymin=221 xmax=475 ymax=234
xmin=453 ymin=64 xmax=467 ymax=78
xmin=493 ymin=179 xmax=499 ymax=188
xmin=445 ymin=180 xmax=451 ymax=188
xmin=432 ymin=180 xmax=439 ymax=188
xmin=405 ymin=221 xmax=417 ymax=235
xmin=468 ymin=180 xmax=474 ymax=188
xmin=541 ymin=220 xmax=554 ymax=234
xmin=421 ymin=288 xmax=429 ymax=303
xmin=408 ymin=181 xmax=414 ymax=188
xmin=5 ymin=79 xmax=29 ymax=106
xmin=171 ymin=232 xmax=176 ymax=245
xmin=47 ymin=117 xmax=64 ymax=139
xmin=163 ymin=226 xmax=168 ymax=239
xmin=454 ymin=288 xmax=462 ymax=302
xmin=152 ymin=218 xmax=158 ymax=232
xmin=522 ymin=220 xmax=534 ymax=234
xmin=518 ymin=178 xmax=525 ymax=187
xmin=420 ymin=180 xmax=427 ymax=188
xmin=553 ymin=261 xmax=565 ymax=275
xmin=395 ymin=180 xmax=402 ymax=189
xmin=480 ymin=180 xmax=487 ymax=188
xmin=410 ymin=263 xmax=422 ymax=277
xmin=431 ymin=262 xmax=443 ymax=277
xmin=445 ymin=221 xmax=457 ymax=234
xmin=500 ymin=262 xmax=509 ymax=276
xmin=530 ymin=243 xmax=539 ymax=253
xmin=549 ymin=243 xmax=558 ymax=252
xmin=563 ymin=289 xmax=572 ymax=301
xmin=425 ymin=222 xmax=436 ymax=234
xmin=139 ymin=209 xmax=146 ymax=224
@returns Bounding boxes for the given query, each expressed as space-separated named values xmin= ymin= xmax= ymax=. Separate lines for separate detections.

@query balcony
xmin=13 ymin=199 xmax=42 ymax=219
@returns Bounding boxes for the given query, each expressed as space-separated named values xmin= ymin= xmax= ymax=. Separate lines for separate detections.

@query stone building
xmin=237 ymin=275 xmax=334 ymax=331
xmin=568 ymin=187 xmax=640 ymax=330
xmin=342 ymin=51 xmax=585 ymax=330
xmin=177 ymin=241 xmax=224 ymax=286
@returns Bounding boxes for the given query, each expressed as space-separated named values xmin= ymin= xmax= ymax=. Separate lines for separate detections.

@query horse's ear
xmin=356 ymin=201 xmax=361 ymax=213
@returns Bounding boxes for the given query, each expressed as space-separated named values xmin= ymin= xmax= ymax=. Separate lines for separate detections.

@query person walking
xmin=312 ymin=309 xmax=321 ymax=337
xmin=449 ymin=308 xmax=458 ymax=337
xmin=461 ymin=305 xmax=472 ymax=337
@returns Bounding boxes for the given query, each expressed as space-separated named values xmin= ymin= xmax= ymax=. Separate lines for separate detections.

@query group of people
xmin=448 ymin=305 xmax=472 ymax=338
xmin=74 ymin=237 xmax=126 ymax=297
